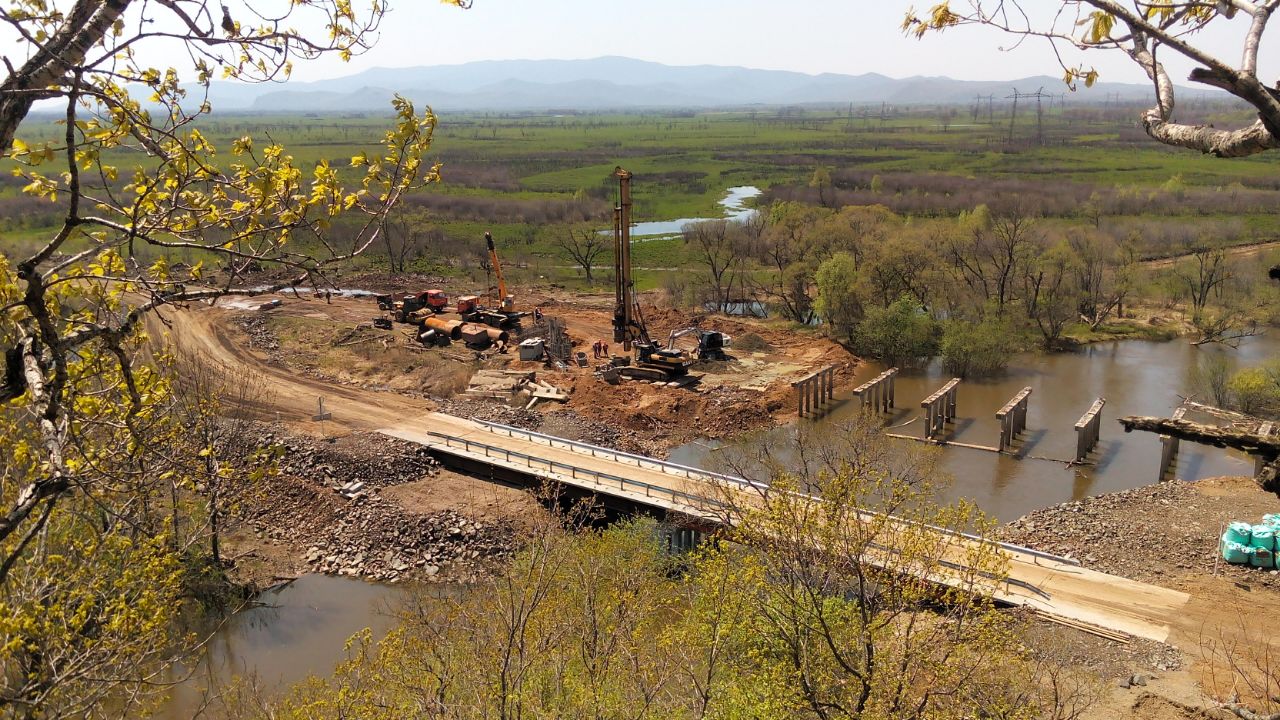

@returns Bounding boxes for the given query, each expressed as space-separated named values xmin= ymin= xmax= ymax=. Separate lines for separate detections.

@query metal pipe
xmin=423 ymin=316 xmax=464 ymax=340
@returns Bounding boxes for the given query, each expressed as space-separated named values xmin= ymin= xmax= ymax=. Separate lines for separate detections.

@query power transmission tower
xmin=1006 ymin=88 xmax=1021 ymax=142
xmin=1032 ymin=87 xmax=1048 ymax=145
xmin=1006 ymin=88 xmax=1049 ymax=144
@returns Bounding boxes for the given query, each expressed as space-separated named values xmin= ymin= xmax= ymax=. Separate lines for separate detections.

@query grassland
xmin=6 ymin=102 xmax=1280 ymax=291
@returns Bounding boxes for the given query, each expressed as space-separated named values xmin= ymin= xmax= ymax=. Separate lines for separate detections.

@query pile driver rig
xmin=611 ymin=167 xmax=695 ymax=380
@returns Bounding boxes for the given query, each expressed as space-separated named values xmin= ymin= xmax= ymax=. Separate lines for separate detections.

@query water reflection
xmin=606 ymin=185 xmax=762 ymax=238
xmin=160 ymin=575 xmax=408 ymax=718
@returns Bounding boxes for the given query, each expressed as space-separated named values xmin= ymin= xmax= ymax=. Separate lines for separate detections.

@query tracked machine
xmin=611 ymin=167 xmax=695 ymax=382
xmin=667 ymin=327 xmax=732 ymax=361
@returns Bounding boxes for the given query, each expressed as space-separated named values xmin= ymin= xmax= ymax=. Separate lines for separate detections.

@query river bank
xmin=1001 ymin=476 xmax=1280 ymax=717
xmin=222 ymin=426 xmax=538 ymax=588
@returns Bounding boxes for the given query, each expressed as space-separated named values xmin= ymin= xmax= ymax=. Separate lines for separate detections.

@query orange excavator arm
xmin=485 ymin=231 xmax=508 ymax=302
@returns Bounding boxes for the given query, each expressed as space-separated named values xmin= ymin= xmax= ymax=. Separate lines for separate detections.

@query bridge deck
xmin=379 ymin=413 xmax=1190 ymax=643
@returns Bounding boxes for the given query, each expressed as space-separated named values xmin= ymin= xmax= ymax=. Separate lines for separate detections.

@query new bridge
xmin=381 ymin=412 xmax=1192 ymax=643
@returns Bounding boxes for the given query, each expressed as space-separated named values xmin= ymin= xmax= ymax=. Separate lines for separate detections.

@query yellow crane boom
xmin=485 ymin=231 xmax=514 ymax=312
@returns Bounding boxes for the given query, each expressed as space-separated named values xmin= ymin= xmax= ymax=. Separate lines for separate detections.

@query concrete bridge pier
xmin=996 ymin=387 xmax=1032 ymax=452
xmin=1074 ymin=398 xmax=1105 ymax=462
xmin=793 ymin=365 xmax=837 ymax=418
xmin=665 ymin=527 xmax=707 ymax=554
xmin=920 ymin=378 xmax=960 ymax=440
xmin=1157 ymin=405 xmax=1188 ymax=480
xmin=852 ymin=368 xmax=898 ymax=413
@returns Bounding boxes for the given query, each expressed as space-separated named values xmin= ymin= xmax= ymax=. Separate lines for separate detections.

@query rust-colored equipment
xmin=459 ymin=322 xmax=508 ymax=346
xmin=422 ymin=315 xmax=464 ymax=340
xmin=388 ymin=289 xmax=448 ymax=322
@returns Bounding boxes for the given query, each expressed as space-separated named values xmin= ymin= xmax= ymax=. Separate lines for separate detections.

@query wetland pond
xmin=614 ymin=185 xmax=761 ymax=237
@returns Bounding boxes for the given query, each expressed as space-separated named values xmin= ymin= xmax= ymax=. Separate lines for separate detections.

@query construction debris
xmin=465 ymin=369 xmax=569 ymax=408
xmin=335 ymin=480 xmax=366 ymax=500
xmin=518 ymin=338 xmax=545 ymax=361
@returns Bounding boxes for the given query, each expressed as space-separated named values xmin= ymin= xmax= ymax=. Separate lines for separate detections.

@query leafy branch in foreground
xmin=1 ymin=0 xmax=466 ymax=714
xmin=905 ymin=1 xmax=1280 ymax=158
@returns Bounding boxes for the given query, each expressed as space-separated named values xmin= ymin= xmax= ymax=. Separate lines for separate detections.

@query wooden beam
xmin=1120 ymin=415 xmax=1280 ymax=494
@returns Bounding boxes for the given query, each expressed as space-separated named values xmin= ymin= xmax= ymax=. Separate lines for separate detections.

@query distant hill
xmin=196 ymin=56 xmax=1209 ymax=113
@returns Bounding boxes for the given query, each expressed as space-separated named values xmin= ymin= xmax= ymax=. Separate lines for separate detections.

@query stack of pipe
xmin=423 ymin=316 xmax=464 ymax=340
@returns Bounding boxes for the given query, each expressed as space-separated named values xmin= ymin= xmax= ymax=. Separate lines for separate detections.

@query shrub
xmin=941 ymin=316 xmax=1019 ymax=377
xmin=853 ymin=296 xmax=939 ymax=367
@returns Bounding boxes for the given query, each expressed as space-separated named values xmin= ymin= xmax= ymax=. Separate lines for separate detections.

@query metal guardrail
xmin=468 ymin=419 xmax=1078 ymax=568
xmin=424 ymin=431 xmax=728 ymax=513
xmin=473 ymin=420 xmax=768 ymax=491
xmin=429 ymin=428 xmax=1053 ymax=600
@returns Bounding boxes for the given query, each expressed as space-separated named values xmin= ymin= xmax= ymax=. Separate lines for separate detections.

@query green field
xmin=6 ymin=103 xmax=1280 ymax=291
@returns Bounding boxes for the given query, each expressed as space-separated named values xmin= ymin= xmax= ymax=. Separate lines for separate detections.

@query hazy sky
xmin=277 ymin=1 xmax=1268 ymax=86
xmin=0 ymin=1 xmax=1273 ymax=88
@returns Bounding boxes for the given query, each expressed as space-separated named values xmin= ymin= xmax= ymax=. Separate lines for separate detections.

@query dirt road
xmin=156 ymin=304 xmax=435 ymax=431
xmin=1142 ymin=239 xmax=1280 ymax=270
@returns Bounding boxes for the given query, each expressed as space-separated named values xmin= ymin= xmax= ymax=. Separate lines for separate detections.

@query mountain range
xmin=199 ymin=56 xmax=1210 ymax=113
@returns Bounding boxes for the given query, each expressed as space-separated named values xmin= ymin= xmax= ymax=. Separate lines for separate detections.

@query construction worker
xmin=600 ymin=341 xmax=610 ymax=358
xmin=592 ymin=340 xmax=602 ymax=359
xmin=533 ymin=306 xmax=543 ymax=322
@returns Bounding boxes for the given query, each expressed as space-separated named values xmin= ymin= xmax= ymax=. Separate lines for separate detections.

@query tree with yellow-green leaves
xmin=1 ymin=0 xmax=467 ymax=715
xmin=904 ymin=1 xmax=1280 ymax=158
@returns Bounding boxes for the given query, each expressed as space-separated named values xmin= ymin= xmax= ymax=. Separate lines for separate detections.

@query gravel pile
xmin=732 ymin=332 xmax=774 ymax=353
xmin=235 ymin=426 xmax=518 ymax=584
xmin=274 ymin=431 xmax=438 ymax=488
xmin=1002 ymin=480 xmax=1280 ymax=589
xmin=236 ymin=316 xmax=279 ymax=353
xmin=538 ymin=410 xmax=666 ymax=454
xmin=304 ymin=497 xmax=515 ymax=583
xmin=434 ymin=396 xmax=541 ymax=429
xmin=696 ymin=385 xmax=774 ymax=439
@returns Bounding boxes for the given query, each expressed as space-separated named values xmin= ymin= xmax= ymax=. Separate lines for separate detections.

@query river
xmin=670 ymin=334 xmax=1280 ymax=523
xmin=617 ymin=185 xmax=761 ymax=237
xmin=159 ymin=576 xmax=409 ymax=718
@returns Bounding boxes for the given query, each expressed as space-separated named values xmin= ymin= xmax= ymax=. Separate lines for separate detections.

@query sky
xmin=0 ymin=1 xmax=1274 ymax=88
xmin=276 ymin=0 xmax=1270 ymax=85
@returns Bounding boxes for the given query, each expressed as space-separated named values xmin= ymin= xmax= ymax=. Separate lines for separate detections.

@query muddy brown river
xmin=162 ymin=335 xmax=1278 ymax=716
xmin=669 ymin=335 xmax=1280 ymax=522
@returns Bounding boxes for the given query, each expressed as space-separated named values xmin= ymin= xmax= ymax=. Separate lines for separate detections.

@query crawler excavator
xmin=667 ymin=327 xmax=732 ymax=361
xmin=459 ymin=231 xmax=526 ymax=329
xmin=611 ymin=167 xmax=695 ymax=381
